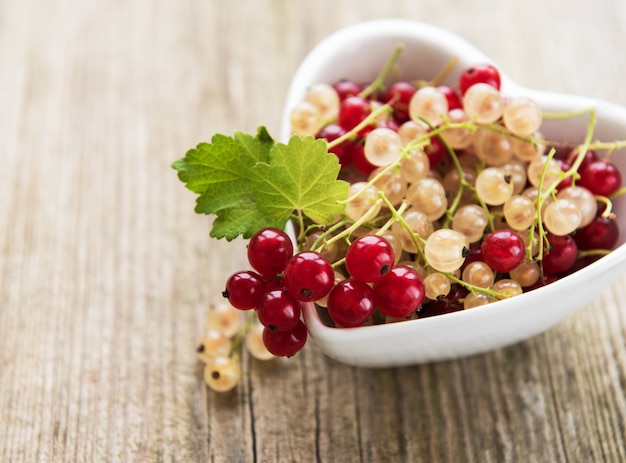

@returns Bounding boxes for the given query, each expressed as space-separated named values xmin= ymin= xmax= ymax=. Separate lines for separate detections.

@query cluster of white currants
xmin=196 ymin=303 xmax=273 ymax=392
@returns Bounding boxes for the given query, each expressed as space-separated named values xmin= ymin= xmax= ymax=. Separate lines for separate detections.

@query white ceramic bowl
xmin=280 ymin=19 xmax=626 ymax=367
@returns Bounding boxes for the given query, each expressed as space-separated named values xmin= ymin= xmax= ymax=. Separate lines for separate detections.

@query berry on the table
xmin=203 ymin=356 xmax=241 ymax=393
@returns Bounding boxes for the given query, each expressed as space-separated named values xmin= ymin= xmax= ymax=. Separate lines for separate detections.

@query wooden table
xmin=2 ymin=1 xmax=626 ymax=461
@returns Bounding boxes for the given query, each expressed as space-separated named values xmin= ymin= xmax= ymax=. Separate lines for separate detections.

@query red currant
xmin=223 ymin=270 xmax=264 ymax=310
xmin=564 ymin=148 xmax=598 ymax=170
xmin=262 ymin=319 xmax=308 ymax=357
xmin=578 ymin=160 xmax=622 ymax=197
xmin=480 ymin=229 xmax=525 ymax=273
xmin=458 ymin=63 xmax=501 ymax=94
xmin=423 ymin=133 xmax=447 ymax=167
xmin=542 ymin=234 xmax=578 ymax=274
xmin=316 ymin=123 xmax=353 ymax=166
xmin=349 ymin=141 xmax=378 ymax=175
xmin=338 ymin=96 xmax=374 ymax=135
xmin=419 ymin=299 xmax=463 ymax=318
xmin=381 ymin=81 xmax=416 ymax=122
xmin=332 ymin=79 xmax=362 ymax=101
xmin=326 ymin=279 xmax=375 ymax=328
xmin=437 ymin=85 xmax=463 ymax=110
xmin=574 ymin=215 xmax=619 ymax=251
xmin=256 ymin=289 xmax=302 ymax=332
xmin=373 ymin=265 xmax=425 ymax=318
xmin=345 ymin=235 xmax=395 ymax=283
xmin=283 ymin=251 xmax=334 ymax=302
xmin=377 ymin=118 xmax=400 ymax=132
xmin=247 ymin=227 xmax=293 ymax=277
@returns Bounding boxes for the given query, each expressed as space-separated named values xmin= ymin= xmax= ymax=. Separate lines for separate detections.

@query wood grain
xmin=1 ymin=0 xmax=626 ymax=461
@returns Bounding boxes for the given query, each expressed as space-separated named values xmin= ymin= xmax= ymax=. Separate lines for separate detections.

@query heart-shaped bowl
xmin=279 ymin=19 xmax=626 ymax=367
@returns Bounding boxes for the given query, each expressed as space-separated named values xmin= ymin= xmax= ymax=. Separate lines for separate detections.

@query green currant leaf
xmin=209 ymin=203 xmax=285 ymax=241
xmin=253 ymin=135 xmax=349 ymax=225
xmin=172 ymin=126 xmax=273 ymax=211
xmin=171 ymin=126 xmax=279 ymax=240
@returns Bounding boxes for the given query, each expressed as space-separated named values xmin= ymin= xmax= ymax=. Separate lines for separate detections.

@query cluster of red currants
xmin=224 ymin=227 xmax=309 ymax=357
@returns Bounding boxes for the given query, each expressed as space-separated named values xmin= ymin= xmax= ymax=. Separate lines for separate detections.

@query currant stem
xmin=326 ymin=103 xmax=394 ymax=151
xmin=377 ymin=200 xmax=408 ymax=235
xmin=445 ymin=272 xmax=509 ymax=299
xmin=596 ymin=195 xmax=613 ymax=218
xmin=358 ymin=43 xmax=406 ymax=99
xmin=412 ymin=55 xmax=460 ymax=89
xmin=587 ymin=140 xmax=626 ymax=151
xmin=313 ymin=200 xmax=382 ymax=253
xmin=609 ymin=187 xmax=626 ymax=200
xmin=578 ymin=249 xmax=612 ymax=258
xmin=542 ymin=108 xmax=596 ymax=120
xmin=309 ymin=219 xmax=349 ymax=252
xmin=417 ymin=117 xmax=470 ymax=228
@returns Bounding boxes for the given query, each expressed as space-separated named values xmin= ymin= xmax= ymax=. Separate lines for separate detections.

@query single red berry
xmin=419 ymin=299 xmax=463 ymax=318
xmin=327 ymin=279 xmax=375 ymax=328
xmin=373 ymin=265 xmax=425 ymax=318
xmin=338 ymin=96 xmax=374 ymax=136
xmin=480 ymin=229 xmax=525 ymax=273
xmin=574 ymin=216 xmax=619 ymax=251
xmin=247 ymin=227 xmax=293 ymax=277
xmin=424 ymin=133 xmax=447 ymax=167
xmin=459 ymin=63 xmax=501 ymax=94
xmin=349 ymin=141 xmax=377 ymax=175
xmin=283 ymin=251 xmax=334 ymax=302
xmin=564 ymin=148 xmax=598 ymax=170
xmin=382 ymin=81 xmax=416 ymax=122
xmin=377 ymin=118 xmax=400 ymax=132
xmin=333 ymin=79 xmax=362 ymax=101
xmin=223 ymin=270 xmax=264 ymax=310
xmin=578 ymin=160 xmax=622 ymax=197
xmin=345 ymin=235 xmax=395 ymax=283
xmin=262 ymin=319 xmax=308 ymax=357
xmin=256 ymin=289 xmax=302 ymax=332
xmin=542 ymin=234 xmax=578 ymax=274
xmin=437 ymin=85 xmax=463 ymax=110
xmin=316 ymin=123 xmax=354 ymax=166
